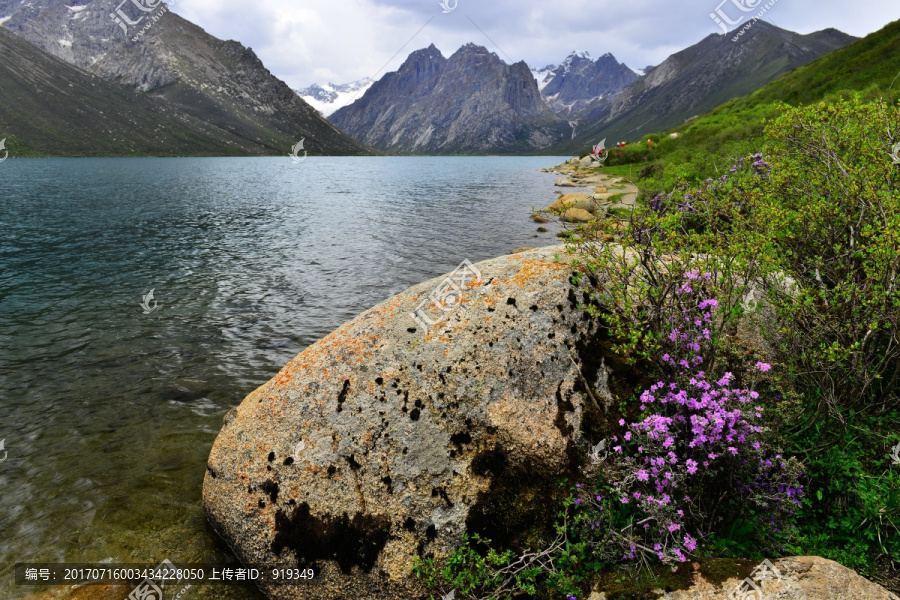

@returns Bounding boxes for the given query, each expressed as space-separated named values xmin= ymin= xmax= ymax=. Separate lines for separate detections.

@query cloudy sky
xmin=169 ymin=0 xmax=895 ymax=89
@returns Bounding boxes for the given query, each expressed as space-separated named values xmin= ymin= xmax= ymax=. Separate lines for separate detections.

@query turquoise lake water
xmin=0 ymin=156 xmax=568 ymax=599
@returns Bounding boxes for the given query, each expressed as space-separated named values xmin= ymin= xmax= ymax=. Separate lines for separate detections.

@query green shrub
xmin=787 ymin=411 xmax=900 ymax=575
xmin=571 ymin=97 xmax=900 ymax=575
xmin=759 ymin=98 xmax=900 ymax=427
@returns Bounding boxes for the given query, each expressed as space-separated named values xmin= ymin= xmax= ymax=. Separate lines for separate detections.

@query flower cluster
xmin=575 ymin=271 xmax=803 ymax=564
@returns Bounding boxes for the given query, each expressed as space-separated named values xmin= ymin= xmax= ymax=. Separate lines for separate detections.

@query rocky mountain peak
xmin=329 ymin=43 xmax=568 ymax=153
xmin=450 ymin=43 xmax=505 ymax=68
xmin=407 ymin=42 xmax=444 ymax=59
xmin=539 ymin=50 xmax=639 ymax=118
xmin=396 ymin=43 xmax=446 ymax=79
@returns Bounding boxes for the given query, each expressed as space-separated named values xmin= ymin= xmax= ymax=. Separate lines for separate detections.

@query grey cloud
xmin=171 ymin=0 xmax=893 ymax=89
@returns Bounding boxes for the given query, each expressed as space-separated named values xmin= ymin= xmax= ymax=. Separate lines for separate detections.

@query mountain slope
xmin=0 ymin=26 xmax=253 ymax=156
xmin=0 ymin=0 xmax=371 ymax=156
xmin=329 ymin=44 xmax=571 ymax=154
xmin=598 ymin=19 xmax=900 ymax=196
xmin=550 ymin=21 xmax=857 ymax=154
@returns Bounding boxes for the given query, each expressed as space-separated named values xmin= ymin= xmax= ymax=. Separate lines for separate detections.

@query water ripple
xmin=0 ymin=156 xmax=566 ymax=598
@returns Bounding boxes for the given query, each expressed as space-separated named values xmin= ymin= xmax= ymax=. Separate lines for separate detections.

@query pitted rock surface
xmin=659 ymin=556 xmax=898 ymax=600
xmin=203 ymin=245 xmax=615 ymax=600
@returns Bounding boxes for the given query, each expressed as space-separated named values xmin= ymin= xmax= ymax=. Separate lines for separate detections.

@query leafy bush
xmin=759 ymin=98 xmax=900 ymax=428
xmin=569 ymin=153 xmax=773 ymax=372
xmin=787 ymin=413 xmax=900 ymax=576
xmin=570 ymin=97 xmax=900 ymax=577
xmin=412 ymin=528 xmax=582 ymax=600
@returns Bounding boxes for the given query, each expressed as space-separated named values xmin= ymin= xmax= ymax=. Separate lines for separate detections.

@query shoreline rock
xmin=560 ymin=207 xmax=595 ymax=223
xmin=627 ymin=556 xmax=900 ymax=600
xmin=203 ymin=246 xmax=616 ymax=600
xmin=548 ymin=192 xmax=601 ymax=215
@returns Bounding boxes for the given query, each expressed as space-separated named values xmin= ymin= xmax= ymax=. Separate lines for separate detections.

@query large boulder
xmin=608 ymin=556 xmax=898 ymax=600
xmin=548 ymin=192 xmax=600 ymax=215
xmin=203 ymin=246 xmax=617 ymax=600
xmin=560 ymin=208 xmax=596 ymax=223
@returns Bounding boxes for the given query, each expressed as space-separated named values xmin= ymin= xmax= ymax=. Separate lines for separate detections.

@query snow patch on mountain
xmin=530 ymin=65 xmax=555 ymax=91
xmin=294 ymin=78 xmax=374 ymax=117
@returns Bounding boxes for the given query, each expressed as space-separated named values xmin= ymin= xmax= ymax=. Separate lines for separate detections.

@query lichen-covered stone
xmin=548 ymin=193 xmax=600 ymax=215
xmin=203 ymin=246 xmax=617 ymax=600
xmin=560 ymin=207 xmax=596 ymax=223
xmin=660 ymin=556 xmax=899 ymax=600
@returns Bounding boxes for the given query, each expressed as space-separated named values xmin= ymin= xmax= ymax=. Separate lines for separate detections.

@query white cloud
xmin=168 ymin=0 xmax=895 ymax=89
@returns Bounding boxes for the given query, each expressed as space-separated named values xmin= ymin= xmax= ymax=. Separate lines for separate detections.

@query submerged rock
xmin=203 ymin=246 xmax=618 ymax=600
xmin=160 ymin=379 xmax=211 ymax=402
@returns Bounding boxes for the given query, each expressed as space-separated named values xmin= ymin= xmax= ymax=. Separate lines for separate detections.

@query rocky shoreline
xmin=537 ymin=157 xmax=638 ymax=223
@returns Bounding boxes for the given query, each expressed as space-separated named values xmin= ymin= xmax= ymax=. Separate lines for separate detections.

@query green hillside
xmin=594 ymin=19 xmax=900 ymax=197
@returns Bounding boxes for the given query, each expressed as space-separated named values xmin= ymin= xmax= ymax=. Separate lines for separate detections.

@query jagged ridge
xmin=329 ymin=43 xmax=571 ymax=154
